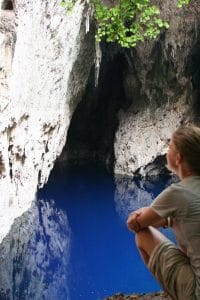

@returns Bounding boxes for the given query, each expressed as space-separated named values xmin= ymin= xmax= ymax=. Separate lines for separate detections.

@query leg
xmin=135 ymin=228 xmax=195 ymax=299
xmin=135 ymin=226 xmax=169 ymax=265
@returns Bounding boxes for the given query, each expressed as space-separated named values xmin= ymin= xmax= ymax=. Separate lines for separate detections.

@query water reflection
xmin=114 ymin=174 xmax=176 ymax=221
xmin=114 ymin=174 xmax=177 ymax=243
xmin=0 ymin=199 xmax=70 ymax=300
xmin=0 ymin=167 xmax=177 ymax=300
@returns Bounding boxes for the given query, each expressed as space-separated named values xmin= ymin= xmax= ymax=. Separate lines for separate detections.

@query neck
xmin=177 ymin=165 xmax=197 ymax=180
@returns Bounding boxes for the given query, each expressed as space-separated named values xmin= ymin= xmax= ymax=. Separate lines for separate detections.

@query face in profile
xmin=166 ymin=138 xmax=180 ymax=174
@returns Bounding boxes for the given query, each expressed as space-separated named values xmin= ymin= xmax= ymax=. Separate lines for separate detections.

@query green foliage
xmin=177 ymin=0 xmax=190 ymax=8
xmin=60 ymin=0 xmax=76 ymax=12
xmin=92 ymin=0 xmax=170 ymax=48
xmin=60 ymin=0 xmax=190 ymax=48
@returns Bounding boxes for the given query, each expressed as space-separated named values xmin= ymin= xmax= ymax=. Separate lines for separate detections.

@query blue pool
xmin=0 ymin=165 xmax=174 ymax=300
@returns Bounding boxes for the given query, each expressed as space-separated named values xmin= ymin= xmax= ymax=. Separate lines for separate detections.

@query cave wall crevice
xmin=58 ymin=42 xmax=132 ymax=172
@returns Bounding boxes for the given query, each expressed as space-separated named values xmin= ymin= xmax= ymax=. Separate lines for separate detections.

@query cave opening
xmin=58 ymin=46 xmax=131 ymax=173
xmin=1 ymin=0 xmax=13 ymax=10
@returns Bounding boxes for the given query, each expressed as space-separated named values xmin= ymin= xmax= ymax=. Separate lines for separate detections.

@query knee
xmin=135 ymin=228 xmax=150 ymax=249
xmin=135 ymin=227 xmax=167 ymax=257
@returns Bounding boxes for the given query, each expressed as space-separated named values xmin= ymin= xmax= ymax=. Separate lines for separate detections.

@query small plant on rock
xmin=60 ymin=0 xmax=190 ymax=48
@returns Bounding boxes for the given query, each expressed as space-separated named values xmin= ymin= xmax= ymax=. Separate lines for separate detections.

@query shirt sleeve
xmin=150 ymin=184 xmax=184 ymax=218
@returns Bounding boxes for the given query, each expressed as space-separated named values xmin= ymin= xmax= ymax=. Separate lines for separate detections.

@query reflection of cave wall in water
xmin=0 ymin=199 xmax=70 ymax=300
xmin=60 ymin=44 xmax=131 ymax=171
xmin=114 ymin=174 xmax=177 ymax=222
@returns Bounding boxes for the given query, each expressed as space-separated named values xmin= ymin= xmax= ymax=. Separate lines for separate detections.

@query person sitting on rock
xmin=127 ymin=125 xmax=200 ymax=300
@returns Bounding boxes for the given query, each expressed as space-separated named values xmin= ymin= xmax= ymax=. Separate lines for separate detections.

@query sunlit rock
xmin=0 ymin=0 xmax=95 ymax=241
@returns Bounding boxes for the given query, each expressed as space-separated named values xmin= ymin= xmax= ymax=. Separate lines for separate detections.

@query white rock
xmin=114 ymin=99 xmax=189 ymax=176
xmin=0 ymin=0 xmax=95 ymax=242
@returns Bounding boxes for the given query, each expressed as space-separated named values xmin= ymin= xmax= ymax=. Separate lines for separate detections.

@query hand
xmin=127 ymin=210 xmax=142 ymax=233
xmin=127 ymin=207 xmax=163 ymax=232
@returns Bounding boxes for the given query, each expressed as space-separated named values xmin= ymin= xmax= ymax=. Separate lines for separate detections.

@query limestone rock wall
xmin=114 ymin=99 xmax=188 ymax=176
xmin=114 ymin=0 xmax=200 ymax=176
xmin=0 ymin=0 xmax=95 ymax=241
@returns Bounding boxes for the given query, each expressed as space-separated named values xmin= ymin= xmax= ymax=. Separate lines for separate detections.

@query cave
xmin=1 ymin=0 xmax=13 ymax=10
xmin=56 ymin=23 xmax=200 ymax=176
xmin=59 ymin=45 xmax=131 ymax=173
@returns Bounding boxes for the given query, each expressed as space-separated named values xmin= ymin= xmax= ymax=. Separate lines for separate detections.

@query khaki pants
xmin=148 ymin=241 xmax=196 ymax=300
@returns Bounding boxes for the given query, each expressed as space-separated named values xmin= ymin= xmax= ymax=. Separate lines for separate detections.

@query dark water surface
xmin=0 ymin=165 xmax=174 ymax=300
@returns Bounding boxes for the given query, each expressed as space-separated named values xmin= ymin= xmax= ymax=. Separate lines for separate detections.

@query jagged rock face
xmin=0 ymin=0 xmax=95 ymax=241
xmin=114 ymin=99 xmax=187 ymax=176
xmin=0 ymin=0 xmax=200 ymax=240
xmin=58 ymin=1 xmax=200 ymax=177
xmin=114 ymin=0 xmax=200 ymax=176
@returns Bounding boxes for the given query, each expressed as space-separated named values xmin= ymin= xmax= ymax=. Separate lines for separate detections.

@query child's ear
xmin=175 ymin=152 xmax=182 ymax=165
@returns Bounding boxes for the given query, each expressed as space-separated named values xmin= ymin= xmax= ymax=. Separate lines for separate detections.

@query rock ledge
xmin=105 ymin=291 xmax=171 ymax=300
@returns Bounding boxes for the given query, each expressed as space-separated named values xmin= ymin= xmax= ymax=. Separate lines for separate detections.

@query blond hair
xmin=172 ymin=126 xmax=200 ymax=175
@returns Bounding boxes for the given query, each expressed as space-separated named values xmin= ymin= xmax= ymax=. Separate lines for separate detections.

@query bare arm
xmin=127 ymin=206 xmax=167 ymax=233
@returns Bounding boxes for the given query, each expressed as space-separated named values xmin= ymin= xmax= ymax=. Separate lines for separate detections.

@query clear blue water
xmin=0 ymin=165 xmax=174 ymax=300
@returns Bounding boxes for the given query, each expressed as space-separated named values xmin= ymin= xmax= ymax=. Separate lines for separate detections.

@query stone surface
xmin=105 ymin=291 xmax=171 ymax=300
xmin=0 ymin=0 xmax=200 ymax=242
xmin=0 ymin=0 xmax=95 ymax=241
xmin=114 ymin=0 xmax=200 ymax=176
xmin=114 ymin=99 xmax=186 ymax=176
xmin=57 ymin=1 xmax=200 ymax=176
